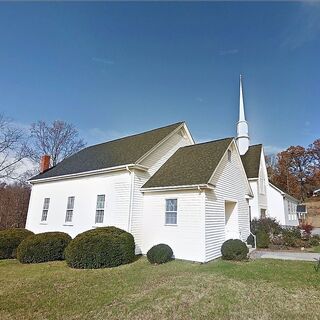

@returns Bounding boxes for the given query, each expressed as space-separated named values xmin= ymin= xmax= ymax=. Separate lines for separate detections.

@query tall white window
xmin=65 ymin=196 xmax=75 ymax=223
xmin=41 ymin=198 xmax=50 ymax=222
xmin=95 ymin=195 xmax=105 ymax=224
xmin=165 ymin=199 xmax=177 ymax=225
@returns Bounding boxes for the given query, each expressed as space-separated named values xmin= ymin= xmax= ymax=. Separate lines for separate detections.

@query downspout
xmin=126 ymin=166 xmax=135 ymax=233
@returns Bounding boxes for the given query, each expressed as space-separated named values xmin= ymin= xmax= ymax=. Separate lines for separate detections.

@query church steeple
xmin=236 ymin=75 xmax=250 ymax=155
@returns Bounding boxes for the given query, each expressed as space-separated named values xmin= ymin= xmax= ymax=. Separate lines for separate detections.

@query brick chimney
xmin=40 ymin=155 xmax=51 ymax=173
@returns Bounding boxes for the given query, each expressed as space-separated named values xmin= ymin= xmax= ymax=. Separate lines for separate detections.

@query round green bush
xmin=256 ymin=230 xmax=270 ymax=248
xmin=65 ymin=227 xmax=135 ymax=269
xmin=17 ymin=232 xmax=71 ymax=263
xmin=0 ymin=228 xmax=34 ymax=259
xmin=221 ymin=239 xmax=248 ymax=261
xmin=147 ymin=244 xmax=173 ymax=264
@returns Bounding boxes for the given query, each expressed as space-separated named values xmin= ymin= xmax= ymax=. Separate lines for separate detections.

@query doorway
xmin=225 ymin=200 xmax=239 ymax=240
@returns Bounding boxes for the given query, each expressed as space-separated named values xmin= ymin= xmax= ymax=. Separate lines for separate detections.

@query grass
xmin=307 ymin=245 xmax=320 ymax=253
xmin=1 ymin=257 xmax=320 ymax=320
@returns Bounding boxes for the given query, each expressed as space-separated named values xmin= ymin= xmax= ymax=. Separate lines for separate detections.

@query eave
xmin=141 ymin=183 xmax=215 ymax=193
xmin=29 ymin=163 xmax=149 ymax=184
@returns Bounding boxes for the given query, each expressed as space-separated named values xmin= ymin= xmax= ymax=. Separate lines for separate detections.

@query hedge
xmin=65 ymin=226 xmax=135 ymax=269
xmin=147 ymin=244 xmax=173 ymax=264
xmin=221 ymin=239 xmax=248 ymax=261
xmin=0 ymin=228 xmax=34 ymax=259
xmin=17 ymin=232 xmax=72 ymax=263
xmin=256 ymin=230 xmax=270 ymax=248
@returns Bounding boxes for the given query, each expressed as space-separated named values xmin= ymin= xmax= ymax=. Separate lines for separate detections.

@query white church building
xmin=26 ymin=77 xmax=298 ymax=263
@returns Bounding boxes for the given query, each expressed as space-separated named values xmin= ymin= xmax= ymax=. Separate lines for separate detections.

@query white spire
xmin=239 ymin=74 xmax=246 ymax=121
xmin=236 ymin=75 xmax=250 ymax=155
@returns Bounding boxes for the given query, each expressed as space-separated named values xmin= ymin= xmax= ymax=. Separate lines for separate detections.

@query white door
xmin=225 ymin=201 xmax=239 ymax=240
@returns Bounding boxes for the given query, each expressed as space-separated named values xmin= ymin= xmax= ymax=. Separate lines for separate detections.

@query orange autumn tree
xmin=267 ymin=139 xmax=320 ymax=200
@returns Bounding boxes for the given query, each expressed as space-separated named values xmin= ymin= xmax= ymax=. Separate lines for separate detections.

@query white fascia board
xmin=29 ymin=163 xmax=148 ymax=184
xmin=141 ymin=183 xmax=215 ymax=193
xmin=182 ymin=122 xmax=195 ymax=145
xmin=269 ymin=183 xmax=285 ymax=195
xmin=269 ymin=183 xmax=299 ymax=202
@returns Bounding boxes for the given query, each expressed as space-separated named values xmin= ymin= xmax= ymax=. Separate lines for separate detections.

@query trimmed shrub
xmin=251 ymin=218 xmax=282 ymax=236
xmin=308 ymin=236 xmax=320 ymax=247
xmin=65 ymin=227 xmax=135 ymax=269
xmin=282 ymin=227 xmax=301 ymax=247
xmin=221 ymin=239 xmax=248 ymax=261
xmin=271 ymin=234 xmax=285 ymax=246
xmin=256 ymin=230 xmax=270 ymax=248
xmin=246 ymin=234 xmax=255 ymax=248
xmin=0 ymin=228 xmax=34 ymax=259
xmin=147 ymin=244 xmax=173 ymax=264
xmin=17 ymin=232 xmax=71 ymax=263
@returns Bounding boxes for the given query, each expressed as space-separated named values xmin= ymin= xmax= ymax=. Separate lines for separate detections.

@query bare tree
xmin=0 ymin=182 xmax=31 ymax=230
xmin=0 ymin=114 xmax=28 ymax=180
xmin=27 ymin=120 xmax=86 ymax=167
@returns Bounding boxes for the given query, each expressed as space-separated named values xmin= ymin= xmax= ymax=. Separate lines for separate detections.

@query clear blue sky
xmin=0 ymin=2 xmax=319 ymax=154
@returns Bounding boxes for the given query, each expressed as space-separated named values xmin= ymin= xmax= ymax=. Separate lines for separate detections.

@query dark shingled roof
xmin=142 ymin=138 xmax=233 ymax=188
xmin=241 ymin=144 xmax=262 ymax=179
xmin=30 ymin=122 xmax=184 ymax=181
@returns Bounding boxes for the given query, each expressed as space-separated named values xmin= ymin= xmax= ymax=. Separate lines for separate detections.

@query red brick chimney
xmin=40 ymin=155 xmax=51 ymax=173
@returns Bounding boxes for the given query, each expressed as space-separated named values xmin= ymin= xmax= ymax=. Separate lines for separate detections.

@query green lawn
xmin=308 ymin=245 xmax=320 ymax=253
xmin=0 ymin=257 xmax=319 ymax=320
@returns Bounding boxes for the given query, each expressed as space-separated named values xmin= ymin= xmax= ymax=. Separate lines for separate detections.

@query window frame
xmin=165 ymin=198 xmax=178 ymax=226
xmin=41 ymin=197 xmax=50 ymax=222
xmin=95 ymin=194 xmax=106 ymax=224
xmin=64 ymin=196 xmax=75 ymax=224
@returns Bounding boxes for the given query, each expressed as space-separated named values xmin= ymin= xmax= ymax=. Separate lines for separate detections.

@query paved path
xmin=312 ymin=228 xmax=320 ymax=236
xmin=251 ymin=250 xmax=320 ymax=262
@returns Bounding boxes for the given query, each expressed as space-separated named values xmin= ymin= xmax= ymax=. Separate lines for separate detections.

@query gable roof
xmin=30 ymin=122 xmax=184 ymax=181
xmin=241 ymin=144 xmax=262 ymax=179
xmin=142 ymin=138 xmax=233 ymax=189
xmin=269 ymin=183 xmax=299 ymax=203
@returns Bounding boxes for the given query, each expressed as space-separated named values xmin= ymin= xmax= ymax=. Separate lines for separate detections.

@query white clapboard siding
xmin=142 ymin=190 xmax=205 ymax=262
xmin=205 ymin=143 xmax=250 ymax=262
xmin=25 ymin=171 xmax=131 ymax=238
xmin=130 ymin=170 xmax=149 ymax=253
xmin=130 ymin=129 xmax=192 ymax=253
xmin=140 ymin=128 xmax=192 ymax=176
xmin=267 ymin=183 xmax=286 ymax=225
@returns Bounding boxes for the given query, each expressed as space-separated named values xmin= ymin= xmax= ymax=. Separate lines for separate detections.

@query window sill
xmin=39 ymin=222 xmax=48 ymax=225
xmin=63 ymin=224 xmax=74 ymax=226
xmin=164 ymin=224 xmax=178 ymax=227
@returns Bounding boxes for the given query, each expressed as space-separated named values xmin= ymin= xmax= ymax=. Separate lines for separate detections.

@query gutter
xmin=141 ymin=183 xmax=215 ymax=193
xmin=29 ymin=163 xmax=148 ymax=184
xmin=126 ymin=166 xmax=135 ymax=233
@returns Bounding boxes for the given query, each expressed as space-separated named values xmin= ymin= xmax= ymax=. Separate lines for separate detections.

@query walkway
xmin=251 ymin=250 xmax=320 ymax=262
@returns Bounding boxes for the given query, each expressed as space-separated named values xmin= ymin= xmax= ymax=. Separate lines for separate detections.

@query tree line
xmin=0 ymin=113 xmax=86 ymax=229
xmin=267 ymin=139 xmax=320 ymax=201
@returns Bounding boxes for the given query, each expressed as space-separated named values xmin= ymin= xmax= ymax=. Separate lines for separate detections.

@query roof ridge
xmin=84 ymin=121 xmax=185 ymax=150
xmin=249 ymin=143 xmax=263 ymax=148
xmin=182 ymin=137 xmax=233 ymax=149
